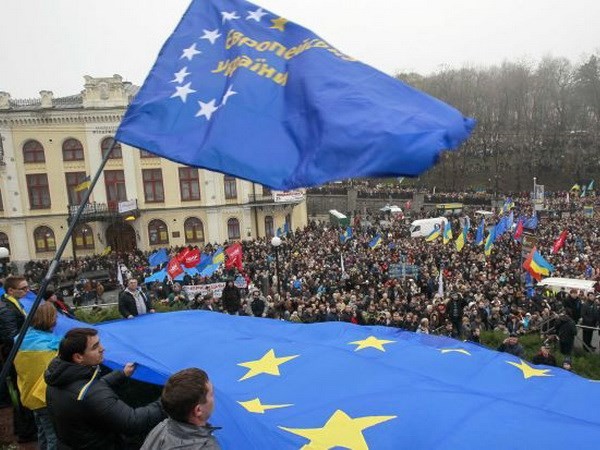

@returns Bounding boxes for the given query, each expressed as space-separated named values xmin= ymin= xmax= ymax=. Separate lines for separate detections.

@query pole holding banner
xmin=0 ymin=139 xmax=120 ymax=389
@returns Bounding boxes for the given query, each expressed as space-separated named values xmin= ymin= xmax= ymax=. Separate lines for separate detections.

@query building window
xmin=184 ymin=217 xmax=205 ymax=243
xmin=26 ymin=174 xmax=51 ymax=209
xmin=23 ymin=140 xmax=45 ymax=163
xmin=224 ymin=176 xmax=237 ymax=199
xmin=104 ymin=170 xmax=127 ymax=210
xmin=179 ymin=168 xmax=201 ymax=201
xmin=0 ymin=232 xmax=9 ymax=253
xmin=73 ymin=224 xmax=94 ymax=250
xmin=262 ymin=186 xmax=272 ymax=197
xmin=143 ymin=169 xmax=165 ymax=203
xmin=34 ymin=226 xmax=56 ymax=252
xmin=62 ymin=138 xmax=85 ymax=161
xmin=140 ymin=150 xmax=157 ymax=158
xmin=148 ymin=219 xmax=169 ymax=245
xmin=65 ymin=172 xmax=88 ymax=205
xmin=101 ymin=137 xmax=122 ymax=159
xmin=227 ymin=218 xmax=240 ymax=240
xmin=265 ymin=216 xmax=274 ymax=238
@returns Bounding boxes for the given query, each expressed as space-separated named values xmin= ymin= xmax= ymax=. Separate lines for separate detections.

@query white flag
xmin=437 ymin=269 xmax=444 ymax=298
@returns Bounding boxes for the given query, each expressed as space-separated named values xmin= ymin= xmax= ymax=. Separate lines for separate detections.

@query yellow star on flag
xmin=237 ymin=349 xmax=299 ymax=381
xmin=270 ymin=17 xmax=288 ymax=31
xmin=440 ymin=348 xmax=471 ymax=356
xmin=238 ymin=398 xmax=292 ymax=414
xmin=506 ymin=360 xmax=553 ymax=379
xmin=280 ymin=409 xmax=396 ymax=450
xmin=349 ymin=336 xmax=395 ymax=352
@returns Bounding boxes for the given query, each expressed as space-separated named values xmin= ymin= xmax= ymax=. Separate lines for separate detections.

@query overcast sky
xmin=1 ymin=0 xmax=599 ymax=98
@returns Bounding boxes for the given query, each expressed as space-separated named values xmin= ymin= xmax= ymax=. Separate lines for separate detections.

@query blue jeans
xmin=33 ymin=408 xmax=57 ymax=450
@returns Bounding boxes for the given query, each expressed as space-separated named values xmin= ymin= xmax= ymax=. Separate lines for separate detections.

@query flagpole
xmin=0 ymin=139 xmax=120 ymax=389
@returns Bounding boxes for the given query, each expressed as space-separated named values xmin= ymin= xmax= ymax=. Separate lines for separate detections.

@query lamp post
xmin=271 ymin=236 xmax=282 ymax=297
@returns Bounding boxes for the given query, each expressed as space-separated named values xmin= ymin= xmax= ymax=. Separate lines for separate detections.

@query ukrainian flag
xmin=425 ymin=224 xmax=442 ymax=242
xmin=340 ymin=227 xmax=353 ymax=244
xmin=74 ymin=175 xmax=91 ymax=192
xmin=212 ymin=247 xmax=225 ymax=264
xmin=369 ymin=234 xmax=382 ymax=249
xmin=484 ymin=226 xmax=496 ymax=256
xmin=455 ymin=228 xmax=467 ymax=252
xmin=523 ymin=247 xmax=555 ymax=281
xmin=442 ymin=221 xmax=453 ymax=245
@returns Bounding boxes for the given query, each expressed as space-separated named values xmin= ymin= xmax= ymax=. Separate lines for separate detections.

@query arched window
xmin=264 ymin=216 xmax=274 ymax=238
xmin=184 ymin=217 xmax=205 ymax=243
xmin=0 ymin=232 xmax=9 ymax=253
xmin=227 ymin=218 xmax=240 ymax=241
xmin=34 ymin=226 xmax=56 ymax=253
xmin=73 ymin=224 xmax=94 ymax=250
xmin=23 ymin=140 xmax=45 ymax=163
xmin=148 ymin=219 xmax=169 ymax=245
xmin=101 ymin=137 xmax=122 ymax=159
xmin=62 ymin=138 xmax=85 ymax=161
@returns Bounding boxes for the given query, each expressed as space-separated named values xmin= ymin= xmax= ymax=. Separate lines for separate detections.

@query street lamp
xmin=271 ymin=236 xmax=282 ymax=297
xmin=0 ymin=247 xmax=9 ymax=278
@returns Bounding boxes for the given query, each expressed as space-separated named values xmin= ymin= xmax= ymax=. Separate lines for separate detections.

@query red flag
xmin=225 ymin=243 xmax=243 ymax=271
xmin=551 ymin=230 xmax=568 ymax=254
xmin=176 ymin=247 xmax=191 ymax=263
xmin=514 ymin=219 xmax=524 ymax=241
xmin=182 ymin=248 xmax=201 ymax=268
xmin=167 ymin=257 xmax=184 ymax=279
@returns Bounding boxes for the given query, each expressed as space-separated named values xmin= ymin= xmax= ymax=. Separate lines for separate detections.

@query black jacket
xmin=45 ymin=358 xmax=164 ymax=450
xmin=0 ymin=294 xmax=26 ymax=348
xmin=118 ymin=289 xmax=152 ymax=318
xmin=221 ymin=285 xmax=241 ymax=314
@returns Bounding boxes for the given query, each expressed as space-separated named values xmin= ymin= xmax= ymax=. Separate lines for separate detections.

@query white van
xmin=409 ymin=217 xmax=448 ymax=238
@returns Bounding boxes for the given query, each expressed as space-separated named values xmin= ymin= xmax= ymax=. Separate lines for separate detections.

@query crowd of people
xmin=1 ymin=187 xmax=599 ymax=448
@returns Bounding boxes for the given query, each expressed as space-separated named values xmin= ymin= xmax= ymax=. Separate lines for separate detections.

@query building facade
xmin=0 ymin=75 xmax=307 ymax=264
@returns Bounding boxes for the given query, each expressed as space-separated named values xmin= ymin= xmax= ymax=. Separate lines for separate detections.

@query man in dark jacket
xmin=141 ymin=368 xmax=220 ymax=449
xmin=221 ymin=281 xmax=241 ymax=315
xmin=497 ymin=333 xmax=525 ymax=359
xmin=580 ymin=293 xmax=599 ymax=352
xmin=118 ymin=278 xmax=154 ymax=319
xmin=556 ymin=309 xmax=578 ymax=356
xmin=0 ymin=276 xmax=37 ymax=442
xmin=45 ymin=328 xmax=165 ymax=450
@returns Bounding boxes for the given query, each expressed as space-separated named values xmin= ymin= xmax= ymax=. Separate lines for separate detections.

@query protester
xmin=141 ymin=368 xmax=220 ymax=449
xmin=14 ymin=303 xmax=61 ymax=450
xmin=531 ymin=344 xmax=557 ymax=367
xmin=0 ymin=276 xmax=37 ymax=442
xmin=497 ymin=333 xmax=526 ymax=359
xmin=119 ymin=278 xmax=155 ymax=319
xmin=45 ymin=328 xmax=165 ymax=449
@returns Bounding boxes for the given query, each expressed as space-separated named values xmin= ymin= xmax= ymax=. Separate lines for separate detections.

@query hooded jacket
xmin=141 ymin=418 xmax=221 ymax=450
xmin=44 ymin=358 xmax=164 ymax=450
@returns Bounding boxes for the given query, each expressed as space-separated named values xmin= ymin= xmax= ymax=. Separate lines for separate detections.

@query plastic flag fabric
xmin=115 ymin=0 xmax=475 ymax=190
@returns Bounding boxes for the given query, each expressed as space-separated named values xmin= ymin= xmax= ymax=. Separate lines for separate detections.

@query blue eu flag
xmin=116 ymin=0 xmax=475 ymax=190
xmin=17 ymin=291 xmax=600 ymax=450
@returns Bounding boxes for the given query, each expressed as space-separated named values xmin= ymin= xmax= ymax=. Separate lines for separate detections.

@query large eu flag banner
xmin=116 ymin=0 xmax=475 ymax=190
xmin=18 ymin=293 xmax=600 ymax=449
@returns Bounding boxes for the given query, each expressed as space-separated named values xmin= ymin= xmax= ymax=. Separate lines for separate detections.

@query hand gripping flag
xmin=115 ymin=0 xmax=475 ymax=190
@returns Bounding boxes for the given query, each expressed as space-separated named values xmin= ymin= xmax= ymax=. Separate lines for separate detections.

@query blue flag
xmin=369 ymin=234 xmax=382 ymax=249
xmin=148 ymin=248 xmax=169 ymax=267
xmin=340 ymin=226 xmax=353 ymax=244
xmin=115 ymin=0 xmax=475 ymax=190
xmin=523 ymin=212 xmax=539 ymax=229
xmin=18 ymin=291 xmax=600 ymax=450
xmin=475 ymin=218 xmax=485 ymax=246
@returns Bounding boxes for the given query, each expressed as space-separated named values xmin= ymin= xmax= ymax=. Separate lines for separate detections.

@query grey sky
xmin=1 ymin=0 xmax=599 ymax=98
